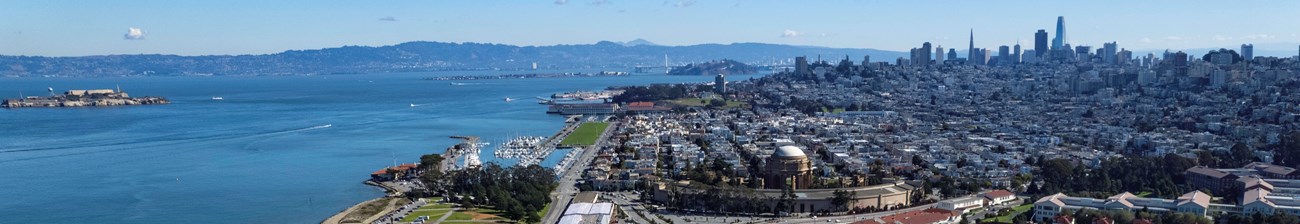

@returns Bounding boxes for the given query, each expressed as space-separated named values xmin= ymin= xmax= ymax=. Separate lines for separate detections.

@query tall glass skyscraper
xmin=1052 ymin=16 xmax=1066 ymax=50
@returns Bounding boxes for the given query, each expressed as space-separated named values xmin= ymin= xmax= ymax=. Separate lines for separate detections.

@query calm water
xmin=0 ymin=71 xmax=764 ymax=224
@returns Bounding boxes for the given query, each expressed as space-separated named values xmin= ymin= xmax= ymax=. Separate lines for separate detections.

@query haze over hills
xmin=0 ymin=40 xmax=906 ymax=77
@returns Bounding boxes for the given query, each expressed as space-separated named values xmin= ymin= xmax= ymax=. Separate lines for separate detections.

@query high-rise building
xmin=935 ymin=45 xmax=945 ymax=63
xmin=1103 ymin=42 xmax=1118 ymax=64
xmin=1052 ymin=16 xmax=1066 ymax=50
xmin=968 ymin=29 xmax=976 ymax=62
xmin=1242 ymin=44 xmax=1254 ymax=61
xmin=921 ymin=42 xmax=932 ymax=65
xmin=862 ymin=55 xmax=870 ymax=64
xmin=982 ymin=48 xmax=991 ymax=65
xmin=795 ymin=56 xmax=808 ymax=76
xmin=1013 ymin=43 xmax=1022 ymax=64
xmin=1035 ymin=29 xmax=1048 ymax=56
xmin=1117 ymin=49 xmax=1132 ymax=65
xmin=998 ymin=45 xmax=1010 ymax=66
xmin=714 ymin=74 xmax=726 ymax=94
xmin=947 ymin=49 xmax=958 ymax=61
xmin=1075 ymin=45 xmax=1091 ymax=61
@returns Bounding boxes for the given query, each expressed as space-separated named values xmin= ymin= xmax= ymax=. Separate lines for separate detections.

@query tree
xmin=709 ymin=99 xmax=727 ymax=107
xmin=830 ymin=189 xmax=856 ymax=211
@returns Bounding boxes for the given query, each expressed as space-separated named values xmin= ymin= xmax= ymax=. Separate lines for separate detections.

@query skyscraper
xmin=947 ymin=49 xmax=957 ymax=61
xmin=1035 ymin=29 xmax=1048 ymax=56
xmin=1013 ymin=43 xmax=1022 ymax=64
xmin=922 ymin=42 xmax=932 ymax=65
xmin=1103 ymin=42 xmax=1118 ymax=64
xmin=1242 ymin=44 xmax=1254 ymax=61
xmin=714 ymin=74 xmax=726 ymax=94
xmin=795 ymin=56 xmax=808 ymax=76
xmin=968 ymin=29 xmax=976 ymax=62
xmin=998 ymin=45 xmax=1010 ymax=66
xmin=935 ymin=45 xmax=945 ymax=63
xmin=1052 ymin=16 xmax=1066 ymax=50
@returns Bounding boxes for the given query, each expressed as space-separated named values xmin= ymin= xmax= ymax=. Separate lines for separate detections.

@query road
xmin=540 ymin=119 xmax=620 ymax=224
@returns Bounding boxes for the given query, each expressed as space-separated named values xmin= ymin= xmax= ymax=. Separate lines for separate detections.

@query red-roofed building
xmin=1053 ymin=214 xmax=1074 ymax=224
xmin=853 ymin=208 xmax=961 ymax=224
xmin=1131 ymin=218 xmax=1153 ymax=224
xmin=1092 ymin=216 xmax=1113 ymax=224
xmin=981 ymin=190 xmax=1017 ymax=206
xmin=370 ymin=163 xmax=419 ymax=182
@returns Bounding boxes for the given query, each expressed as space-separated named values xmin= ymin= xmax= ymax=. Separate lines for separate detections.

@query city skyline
xmin=3 ymin=0 xmax=1300 ymax=57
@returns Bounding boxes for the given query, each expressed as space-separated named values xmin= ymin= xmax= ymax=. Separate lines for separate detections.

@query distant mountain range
xmin=0 ymin=40 xmax=906 ymax=77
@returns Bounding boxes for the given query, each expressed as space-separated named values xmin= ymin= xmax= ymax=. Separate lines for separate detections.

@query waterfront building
xmin=1035 ymin=29 xmax=1049 ymax=56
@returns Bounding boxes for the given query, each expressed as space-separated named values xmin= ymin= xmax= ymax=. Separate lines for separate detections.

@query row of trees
xmin=421 ymin=162 xmax=557 ymax=223
xmin=1036 ymin=154 xmax=1197 ymax=199
xmin=610 ymin=84 xmax=693 ymax=103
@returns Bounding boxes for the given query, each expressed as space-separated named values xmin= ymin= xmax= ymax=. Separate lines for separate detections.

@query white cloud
xmin=589 ymin=0 xmax=610 ymax=6
xmin=672 ymin=0 xmax=695 ymax=7
xmin=123 ymin=27 xmax=144 ymax=40
xmin=1242 ymin=34 xmax=1275 ymax=40
xmin=1213 ymin=35 xmax=1231 ymax=41
xmin=1140 ymin=37 xmax=1152 ymax=43
xmin=378 ymin=16 xmax=397 ymax=22
xmin=1165 ymin=36 xmax=1183 ymax=41
xmin=554 ymin=0 xmax=568 ymax=5
xmin=781 ymin=29 xmax=800 ymax=38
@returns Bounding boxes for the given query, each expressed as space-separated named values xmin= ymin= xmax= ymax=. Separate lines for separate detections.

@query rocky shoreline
xmin=2 ymin=89 xmax=169 ymax=108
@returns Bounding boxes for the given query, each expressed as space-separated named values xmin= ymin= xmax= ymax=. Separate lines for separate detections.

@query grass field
xmin=445 ymin=208 xmax=506 ymax=221
xmin=560 ymin=122 xmax=609 ymax=146
xmin=401 ymin=209 xmax=450 ymax=222
xmin=668 ymin=98 xmax=747 ymax=108
xmin=419 ymin=203 xmax=454 ymax=210
xmin=980 ymin=204 xmax=1033 ymax=224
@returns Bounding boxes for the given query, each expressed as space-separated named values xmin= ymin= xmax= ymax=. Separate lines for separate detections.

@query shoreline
xmin=321 ymin=181 xmax=401 ymax=224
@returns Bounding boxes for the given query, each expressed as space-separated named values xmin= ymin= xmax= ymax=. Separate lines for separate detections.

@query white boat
xmin=504 ymin=97 xmax=513 ymax=102
xmin=211 ymin=96 xmax=223 ymax=101
xmin=410 ymin=103 xmax=417 ymax=107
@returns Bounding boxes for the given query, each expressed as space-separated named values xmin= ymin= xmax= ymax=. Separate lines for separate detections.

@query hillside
xmin=0 ymin=41 xmax=905 ymax=77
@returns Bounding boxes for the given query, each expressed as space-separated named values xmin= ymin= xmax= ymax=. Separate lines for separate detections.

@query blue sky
xmin=2 ymin=0 xmax=1298 ymax=56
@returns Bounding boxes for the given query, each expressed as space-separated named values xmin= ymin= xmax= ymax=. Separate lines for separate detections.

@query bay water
xmin=0 ymin=71 xmax=764 ymax=223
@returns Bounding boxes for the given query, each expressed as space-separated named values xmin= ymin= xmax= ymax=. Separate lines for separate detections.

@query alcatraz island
xmin=2 ymin=88 xmax=169 ymax=108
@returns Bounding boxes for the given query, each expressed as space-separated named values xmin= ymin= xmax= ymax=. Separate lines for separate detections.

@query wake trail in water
xmin=0 ymin=124 xmax=334 ymax=163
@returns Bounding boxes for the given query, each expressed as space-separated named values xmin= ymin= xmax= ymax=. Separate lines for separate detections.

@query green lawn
xmin=560 ymin=122 xmax=609 ymax=146
xmin=419 ymin=203 xmax=454 ymax=210
xmin=980 ymin=204 xmax=1033 ymax=224
xmin=401 ymin=209 xmax=450 ymax=222
xmin=445 ymin=207 xmax=506 ymax=221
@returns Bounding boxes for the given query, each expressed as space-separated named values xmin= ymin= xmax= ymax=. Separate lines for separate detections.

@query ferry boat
xmin=211 ymin=96 xmax=223 ymax=101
